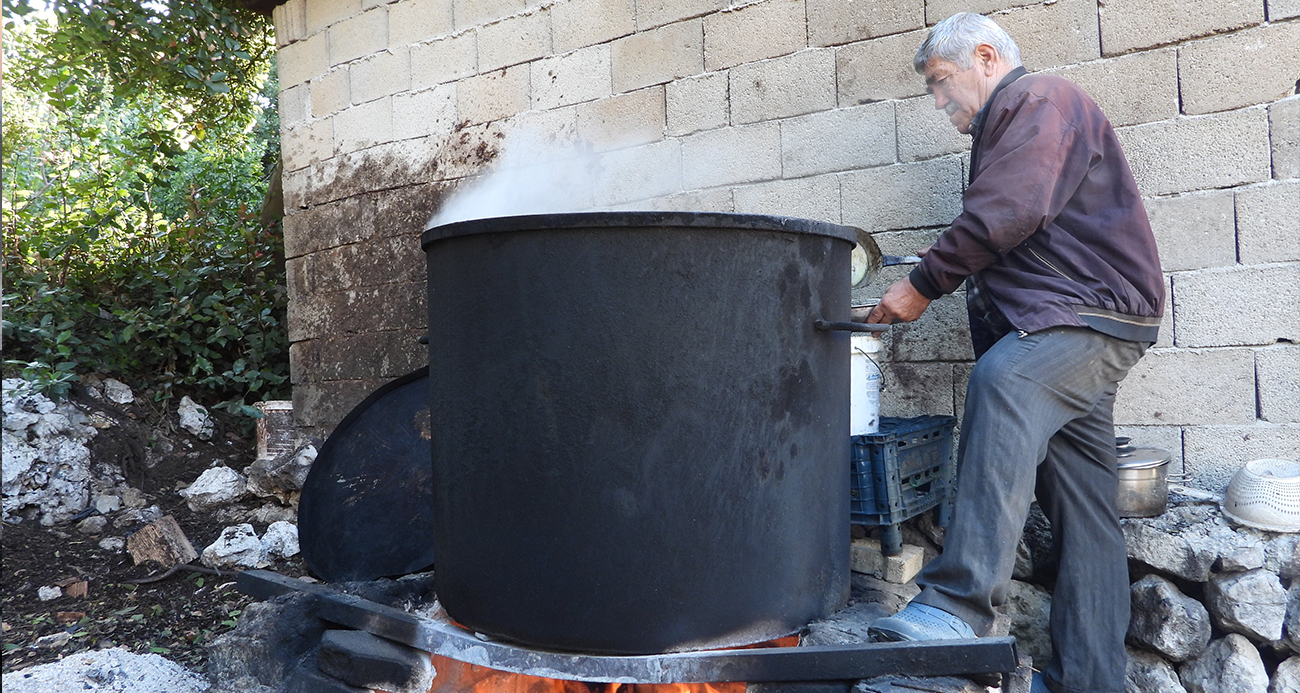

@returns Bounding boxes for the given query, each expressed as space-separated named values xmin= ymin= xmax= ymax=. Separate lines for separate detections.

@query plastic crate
xmin=850 ymin=415 xmax=957 ymax=527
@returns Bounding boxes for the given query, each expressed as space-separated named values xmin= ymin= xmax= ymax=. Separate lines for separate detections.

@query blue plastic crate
xmin=851 ymin=415 xmax=957 ymax=527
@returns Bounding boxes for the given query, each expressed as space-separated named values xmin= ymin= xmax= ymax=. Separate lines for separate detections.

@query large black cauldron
xmin=421 ymin=212 xmax=854 ymax=655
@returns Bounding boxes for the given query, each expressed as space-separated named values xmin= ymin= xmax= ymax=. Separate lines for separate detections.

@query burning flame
xmin=423 ymin=636 xmax=799 ymax=693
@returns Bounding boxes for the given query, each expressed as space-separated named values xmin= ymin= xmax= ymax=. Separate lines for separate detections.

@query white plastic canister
xmin=850 ymin=333 xmax=882 ymax=435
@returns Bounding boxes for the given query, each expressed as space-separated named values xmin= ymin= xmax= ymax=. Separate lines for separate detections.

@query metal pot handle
xmin=814 ymin=320 xmax=891 ymax=333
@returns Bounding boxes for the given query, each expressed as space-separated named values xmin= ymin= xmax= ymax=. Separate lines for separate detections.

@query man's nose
xmin=933 ymin=92 xmax=948 ymax=110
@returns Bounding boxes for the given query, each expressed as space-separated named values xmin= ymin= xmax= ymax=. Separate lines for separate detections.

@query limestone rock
xmin=251 ymin=503 xmax=297 ymax=525
xmin=803 ymin=600 xmax=889 ymax=646
xmin=76 ymin=515 xmax=109 ymax=535
xmin=1000 ymin=580 xmax=1052 ymax=669
xmin=205 ymin=594 xmax=326 ymax=690
xmin=201 ymin=524 xmax=267 ymax=569
xmin=262 ymin=521 xmax=300 ymax=560
xmin=93 ymin=494 xmax=121 ymax=514
xmin=38 ymin=586 xmax=61 ymax=601
xmin=2 ymin=381 xmax=100 ymax=525
xmin=101 ymin=378 xmax=135 ymax=404
xmin=1128 ymin=574 xmax=1212 ymax=662
xmin=179 ymin=467 xmax=246 ymax=511
xmin=1126 ymin=648 xmax=1187 ymax=693
xmin=1271 ymin=656 xmax=1300 ymax=693
xmin=1217 ymin=543 xmax=1267 ymax=572
xmin=1123 ymin=520 xmax=1218 ymax=582
xmin=1206 ymin=569 xmax=1288 ymax=643
xmin=177 ymin=396 xmax=214 ymax=440
xmin=1179 ymin=634 xmax=1269 ymax=693
xmin=245 ymin=443 xmax=316 ymax=503
xmin=98 ymin=537 xmax=125 ymax=552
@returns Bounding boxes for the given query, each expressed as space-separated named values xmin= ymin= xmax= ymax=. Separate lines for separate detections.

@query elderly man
xmin=861 ymin=12 xmax=1164 ymax=693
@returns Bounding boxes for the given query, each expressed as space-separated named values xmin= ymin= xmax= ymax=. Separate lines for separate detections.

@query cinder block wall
xmin=273 ymin=0 xmax=1299 ymax=492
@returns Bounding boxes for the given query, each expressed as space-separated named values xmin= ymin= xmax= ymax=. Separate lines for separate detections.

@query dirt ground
xmin=1 ymin=387 xmax=309 ymax=675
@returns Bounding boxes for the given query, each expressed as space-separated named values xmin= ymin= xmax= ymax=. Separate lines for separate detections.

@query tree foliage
xmin=2 ymin=5 xmax=287 ymax=415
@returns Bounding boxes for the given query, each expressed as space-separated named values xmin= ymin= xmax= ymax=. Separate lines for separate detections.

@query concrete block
xmin=887 ymin=293 xmax=975 ymax=363
xmin=501 ymin=105 xmax=580 ymax=149
xmin=531 ymin=44 xmax=612 ymax=110
xmin=552 ymin=0 xmax=635 ymax=53
xmin=280 ymin=32 xmax=330 ymax=87
xmin=410 ymin=32 xmax=477 ymax=90
xmin=389 ymin=0 xmax=454 ymax=47
xmin=478 ymin=9 xmax=551 ymax=72
xmin=1098 ymin=0 xmax=1263 ymax=56
xmin=333 ymin=97 xmax=393 ymax=153
xmin=1143 ymin=189 xmax=1235 ymax=272
xmin=283 ymin=119 xmax=335 ymax=173
xmin=1115 ymin=108 xmax=1271 ymax=196
xmin=1271 ymin=96 xmax=1300 ymax=180
xmin=992 ymin=0 xmax=1100 ymax=70
xmin=1113 ymin=424 xmax=1185 ymax=475
xmin=731 ymin=174 xmax=841 ymax=223
xmin=836 ymin=30 xmax=929 ymax=105
xmin=282 ymin=665 xmax=368 ymax=693
xmin=1041 ymin=48 xmax=1178 ymax=128
xmin=666 ymin=72 xmax=728 ymax=136
xmin=306 ymin=0 xmax=361 ymax=36
xmin=284 ymin=169 xmax=311 ymax=211
xmin=680 ymin=121 xmax=782 ymax=189
xmin=393 ymin=84 xmax=457 ymax=141
xmin=302 ymin=330 xmax=427 ymax=382
xmin=729 ymin=49 xmax=836 ymax=125
xmin=312 ymin=68 xmax=350 ymax=118
xmin=350 ymin=49 xmax=410 ymax=104
xmin=1237 ymin=180 xmax=1300 ymax=265
xmin=926 ymin=0 xmax=1038 ymax=23
xmin=808 ymin=0 xmax=923 ymax=47
xmin=329 ymin=8 xmax=388 ymax=66
xmin=575 ymin=86 xmax=665 ymax=150
xmin=611 ymin=19 xmax=704 ymax=93
xmin=780 ymin=102 xmax=896 ymax=177
xmin=318 ymin=629 xmax=434 ymax=693
xmin=1179 ymin=23 xmax=1300 ymax=116
xmin=613 ymin=186 xmax=734 ymax=212
xmin=1272 ymin=0 xmax=1300 ymax=19
xmin=840 ymin=157 xmax=964 ymax=232
xmin=896 ymin=95 xmax=969 ymax=162
xmin=879 ymin=361 xmax=954 ymax=417
xmin=850 ymin=538 xmax=925 ymax=584
xmin=1173 ymin=264 xmax=1300 ymax=348
xmin=457 ymin=64 xmax=531 ymax=125
xmin=454 ymin=0 xmax=524 ymax=30
xmin=274 ymin=0 xmax=308 ymax=46
xmin=1182 ymin=424 xmax=1300 ymax=494
xmin=283 ymin=195 xmax=376 ymax=258
xmin=1257 ymin=345 xmax=1300 ymax=423
xmin=1113 ymin=348 xmax=1257 ymax=426
xmin=635 ymin=0 xmax=726 ymax=31
xmin=703 ymin=0 xmax=806 ymax=71
xmin=280 ymin=84 xmax=310 ymax=128
xmin=591 ymin=139 xmax=683 ymax=206
xmin=294 ymin=378 xmax=390 ymax=434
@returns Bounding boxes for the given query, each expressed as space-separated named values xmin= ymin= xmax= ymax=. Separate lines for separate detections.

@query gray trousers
xmin=913 ymin=327 xmax=1147 ymax=693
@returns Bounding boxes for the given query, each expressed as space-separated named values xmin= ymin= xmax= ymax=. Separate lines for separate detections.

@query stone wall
xmin=272 ymin=0 xmax=1300 ymax=491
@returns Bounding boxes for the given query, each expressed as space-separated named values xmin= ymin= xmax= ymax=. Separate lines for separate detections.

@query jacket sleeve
xmin=909 ymin=89 xmax=1098 ymax=299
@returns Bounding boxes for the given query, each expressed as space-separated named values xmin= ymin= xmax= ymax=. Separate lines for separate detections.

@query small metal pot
xmin=1116 ymin=438 xmax=1172 ymax=518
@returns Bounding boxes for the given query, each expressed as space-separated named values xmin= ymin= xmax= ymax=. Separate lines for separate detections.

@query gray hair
xmin=913 ymin=12 xmax=1023 ymax=73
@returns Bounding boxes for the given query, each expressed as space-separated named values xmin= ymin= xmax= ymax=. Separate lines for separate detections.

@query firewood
xmin=127 ymin=515 xmax=198 ymax=568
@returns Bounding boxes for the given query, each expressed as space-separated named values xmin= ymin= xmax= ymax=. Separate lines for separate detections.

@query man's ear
xmin=973 ymin=44 xmax=999 ymax=75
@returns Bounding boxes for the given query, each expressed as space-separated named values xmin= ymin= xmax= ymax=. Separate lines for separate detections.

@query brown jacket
xmin=908 ymin=70 xmax=1165 ymax=347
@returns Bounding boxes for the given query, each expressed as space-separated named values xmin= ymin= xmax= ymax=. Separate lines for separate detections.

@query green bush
xmin=2 ymin=10 xmax=286 ymax=416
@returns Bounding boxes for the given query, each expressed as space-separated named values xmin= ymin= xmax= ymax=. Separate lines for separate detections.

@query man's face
xmin=923 ymin=57 xmax=987 ymax=134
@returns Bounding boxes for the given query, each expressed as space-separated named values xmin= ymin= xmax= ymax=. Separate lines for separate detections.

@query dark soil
xmin=1 ymin=387 xmax=308 ymax=675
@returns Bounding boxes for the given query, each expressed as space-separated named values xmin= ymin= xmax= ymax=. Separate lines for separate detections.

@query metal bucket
xmin=421 ymin=212 xmax=854 ymax=654
xmin=1115 ymin=438 xmax=1172 ymax=518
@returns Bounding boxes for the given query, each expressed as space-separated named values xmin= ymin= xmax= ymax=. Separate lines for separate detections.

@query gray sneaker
xmin=867 ymin=602 xmax=976 ymax=642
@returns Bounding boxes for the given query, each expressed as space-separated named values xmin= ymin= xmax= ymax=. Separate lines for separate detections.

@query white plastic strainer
xmin=1221 ymin=458 xmax=1300 ymax=533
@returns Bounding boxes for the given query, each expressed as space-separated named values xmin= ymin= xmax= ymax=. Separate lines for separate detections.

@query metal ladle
xmin=851 ymin=228 xmax=922 ymax=289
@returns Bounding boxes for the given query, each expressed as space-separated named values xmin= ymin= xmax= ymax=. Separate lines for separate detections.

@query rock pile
xmin=3 ymin=379 xmax=106 ymax=525
xmin=1120 ymin=504 xmax=1298 ymax=692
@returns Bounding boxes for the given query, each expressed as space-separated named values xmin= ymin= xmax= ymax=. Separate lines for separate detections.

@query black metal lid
xmin=421 ymin=211 xmax=861 ymax=248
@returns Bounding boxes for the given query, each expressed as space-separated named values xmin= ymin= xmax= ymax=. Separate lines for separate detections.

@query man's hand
xmin=864 ymin=277 xmax=932 ymax=324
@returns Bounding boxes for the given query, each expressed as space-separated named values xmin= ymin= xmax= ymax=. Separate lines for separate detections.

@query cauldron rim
xmin=422 ymin=211 xmax=860 ymax=248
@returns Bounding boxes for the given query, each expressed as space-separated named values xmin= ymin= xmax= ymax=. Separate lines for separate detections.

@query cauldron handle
xmin=813 ymin=320 xmax=891 ymax=333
